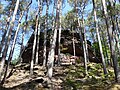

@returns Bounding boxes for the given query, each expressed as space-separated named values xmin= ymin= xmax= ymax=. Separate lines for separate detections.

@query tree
xmin=0 ymin=2 xmax=14 ymax=56
xmin=92 ymin=0 xmax=107 ymax=74
xmin=30 ymin=0 xmax=40 ymax=75
xmin=1 ymin=0 xmax=32 ymax=84
xmin=99 ymin=25 xmax=110 ymax=65
xmin=47 ymin=0 xmax=62 ymax=79
xmin=19 ymin=9 xmax=29 ymax=63
xmin=75 ymin=0 xmax=88 ymax=75
xmin=57 ymin=0 xmax=62 ymax=65
xmin=101 ymin=0 xmax=119 ymax=82
xmin=79 ymin=0 xmax=90 ymax=63
xmin=108 ymin=0 xmax=120 ymax=56
xmin=0 ymin=0 xmax=20 ymax=81
xmin=43 ymin=0 xmax=49 ymax=66
xmin=35 ymin=0 xmax=43 ymax=65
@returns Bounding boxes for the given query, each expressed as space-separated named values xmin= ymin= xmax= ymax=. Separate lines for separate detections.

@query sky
xmin=1 ymin=0 xmax=120 ymax=61
xmin=0 ymin=0 xmax=73 ymax=60
xmin=0 ymin=0 xmax=93 ymax=60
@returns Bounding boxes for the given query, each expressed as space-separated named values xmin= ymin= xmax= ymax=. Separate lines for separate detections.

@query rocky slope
xmin=0 ymin=63 xmax=119 ymax=90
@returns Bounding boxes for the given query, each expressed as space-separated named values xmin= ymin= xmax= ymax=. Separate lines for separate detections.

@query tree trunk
xmin=0 ymin=16 xmax=11 ymax=55
xmin=109 ymin=1 xmax=120 ymax=55
xmin=0 ymin=0 xmax=19 ymax=81
xmin=35 ymin=23 xmax=41 ymax=64
xmin=100 ymin=26 xmax=110 ymax=65
xmin=43 ymin=0 xmax=49 ymax=66
xmin=101 ymin=0 xmax=119 ymax=82
xmin=75 ymin=0 xmax=88 ymax=75
xmin=47 ymin=0 xmax=61 ymax=79
xmin=72 ymin=27 xmax=76 ymax=56
xmin=30 ymin=0 xmax=39 ymax=75
xmin=57 ymin=0 xmax=62 ymax=66
xmin=1 ymin=12 xmax=24 ymax=84
xmin=19 ymin=9 xmax=29 ymax=64
xmin=82 ymin=16 xmax=89 ymax=63
xmin=116 ymin=16 xmax=120 ymax=34
xmin=1 ymin=0 xmax=32 ymax=83
xmin=0 ymin=30 xmax=7 ymax=55
xmin=35 ymin=0 xmax=42 ymax=65
xmin=0 ymin=8 xmax=13 ymax=55
xmin=92 ymin=0 xmax=107 ymax=74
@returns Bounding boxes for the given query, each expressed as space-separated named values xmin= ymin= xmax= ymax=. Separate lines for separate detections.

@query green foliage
xmin=64 ymin=79 xmax=81 ymax=90
xmin=115 ymin=4 xmax=120 ymax=15
xmin=92 ymin=41 xmax=111 ymax=61
xmin=63 ymin=9 xmax=76 ymax=30
xmin=118 ymin=57 xmax=120 ymax=65
xmin=92 ymin=42 xmax=101 ymax=57
xmin=76 ymin=58 xmax=81 ymax=64
xmin=87 ymin=63 xmax=102 ymax=77
xmin=11 ymin=57 xmax=20 ymax=65
xmin=107 ymin=3 xmax=120 ymax=16
xmin=63 ymin=63 xmax=115 ymax=90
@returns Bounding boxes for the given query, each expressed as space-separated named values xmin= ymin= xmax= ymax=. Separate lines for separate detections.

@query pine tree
xmin=47 ymin=0 xmax=62 ymax=79
xmin=30 ymin=0 xmax=40 ymax=75
xmin=0 ymin=0 xmax=20 ymax=81
xmin=1 ymin=0 xmax=32 ymax=84
xmin=43 ymin=0 xmax=49 ymax=66
xmin=92 ymin=0 xmax=107 ymax=74
xmin=35 ymin=0 xmax=43 ymax=65
xmin=101 ymin=0 xmax=119 ymax=82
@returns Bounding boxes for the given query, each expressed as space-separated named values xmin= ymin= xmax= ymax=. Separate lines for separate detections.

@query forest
xmin=0 ymin=0 xmax=120 ymax=90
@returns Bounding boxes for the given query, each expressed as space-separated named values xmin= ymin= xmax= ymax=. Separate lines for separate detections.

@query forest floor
xmin=0 ymin=63 xmax=120 ymax=90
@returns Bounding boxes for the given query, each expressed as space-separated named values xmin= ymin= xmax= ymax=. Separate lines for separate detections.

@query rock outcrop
xmin=21 ymin=30 xmax=102 ymax=64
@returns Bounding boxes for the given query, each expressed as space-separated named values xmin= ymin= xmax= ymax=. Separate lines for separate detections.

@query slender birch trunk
xmin=57 ymin=0 xmax=62 ymax=65
xmin=1 ymin=1 xmax=32 ymax=83
xmin=116 ymin=16 xmax=120 ymax=34
xmin=0 ymin=18 xmax=10 ymax=55
xmin=75 ymin=0 xmax=88 ymax=75
xmin=109 ymin=0 xmax=120 ymax=55
xmin=101 ymin=0 xmax=119 ymax=82
xmin=76 ymin=25 xmax=87 ymax=75
xmin=49 ymin=0 xmax=56 ymax=45
xmin=0 ymin=9 xmax=12 ymax=55
xmin=0 ymin=0 xmax=19 ymax=81
xmin=30 ymin=0 xmax=39 ymax=75
xmin=43 ymin=0 xmax=49 ymax=66
xmin=35 ymin=0 xmax=42 ymax=65
xmin=19 ymin=8 xmax=30 ymax=64
xmin=72 ymin=27 xmax=76 ymax=56
xmin=47 ymin=0 xmax=61 ymax=79
xmin=0 ymin=31 xmax=7 ymax=55
xmin=47 ymin=0 xmax=55 ymax=65
xmin=100 ymin=27 xmax=110 ymax=65
xmin=92 ymin=0 xmax=107 ymax=74
xmin=115 ymin=16 xmax=120 ymax=55
xmin=82 ymin=16 xmax=89 ymax=63
xmin=1 ymin=12 xmax=24 ymax=84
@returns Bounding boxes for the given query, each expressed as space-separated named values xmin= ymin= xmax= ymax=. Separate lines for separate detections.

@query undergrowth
xmin=63 ymin=63 xmax=115 ymax=90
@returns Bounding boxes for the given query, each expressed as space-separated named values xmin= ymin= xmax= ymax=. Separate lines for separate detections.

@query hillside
xmin=0 ymin=62 xmax=119 ymax=90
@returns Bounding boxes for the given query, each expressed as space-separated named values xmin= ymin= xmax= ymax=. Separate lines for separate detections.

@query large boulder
xmin=21 ymin=30 xmax=102 ymax=64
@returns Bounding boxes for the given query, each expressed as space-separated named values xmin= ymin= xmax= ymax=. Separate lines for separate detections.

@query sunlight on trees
xmin=0 ymin=0 xmax=120 ymax=89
